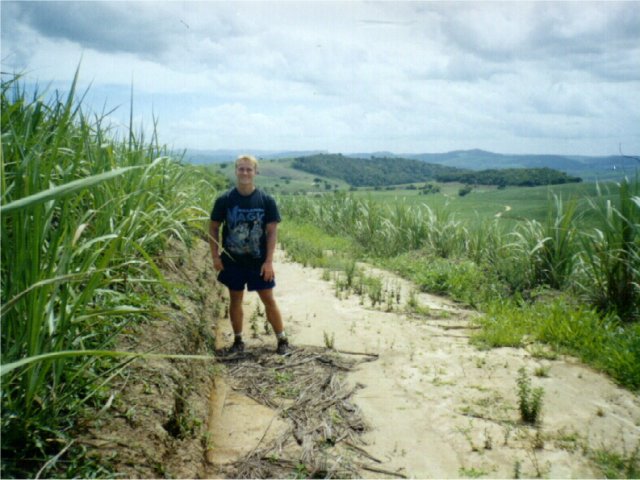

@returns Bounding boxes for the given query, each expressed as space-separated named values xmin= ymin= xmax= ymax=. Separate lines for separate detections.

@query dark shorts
xmin=217 ymin=262 xmax=276 ymax=291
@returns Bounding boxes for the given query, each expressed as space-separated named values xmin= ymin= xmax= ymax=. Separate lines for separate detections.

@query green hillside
xmin=291 ymin=153 xmax=456 ymax=187
xmin=186 ymin=148 xmax=638 ymax=182
xmin=406 ymin=149 xmax=637 ymax=181
xmin=291 ymin=153 xmax=582 ymax=188
xmin=434 ymin=167 xmax=582 ymax=186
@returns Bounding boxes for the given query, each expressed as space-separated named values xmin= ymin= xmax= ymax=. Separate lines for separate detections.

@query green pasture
xmin=350 ymin=181 xmax=622 ymax=229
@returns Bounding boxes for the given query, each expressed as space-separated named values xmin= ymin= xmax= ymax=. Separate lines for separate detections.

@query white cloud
xmin=2 ymin=0 xmax=638 ymax=155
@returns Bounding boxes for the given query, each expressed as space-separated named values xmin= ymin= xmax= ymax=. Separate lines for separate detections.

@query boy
xmin=209 ymin=155 xmax=290 ymax=355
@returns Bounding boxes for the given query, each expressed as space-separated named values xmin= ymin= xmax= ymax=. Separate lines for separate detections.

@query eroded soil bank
xmin=82 ymin=239 xmax=640 ymax=478
xmin=79 ymin=239 xmax=221 ymax=478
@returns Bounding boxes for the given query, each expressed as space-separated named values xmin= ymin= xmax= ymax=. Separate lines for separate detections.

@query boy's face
xmin=235 ymin=159 xmax=257 ymax=186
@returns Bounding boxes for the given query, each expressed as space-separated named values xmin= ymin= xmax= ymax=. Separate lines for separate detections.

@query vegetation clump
xmin=1 ymin=73 xmax=225 ymax=477
xmin=278 ymin=174 xmax=640 ymax=389
xmin=436 ymin=166 xmax=582 ymax=186
xmin=516 ymin=367 xmax=544 ymax=425
xmin=292 ymin=153 xmax=582 ymax=188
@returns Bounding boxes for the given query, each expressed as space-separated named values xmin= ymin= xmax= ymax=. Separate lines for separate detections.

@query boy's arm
xmin=209 ymin=220 xmax=223 ymax=271
xmin=261 ymin=222 xmax=278 ymax=281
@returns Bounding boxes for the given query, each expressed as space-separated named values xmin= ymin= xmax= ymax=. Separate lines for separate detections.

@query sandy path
xmin=212 ymin=250 xmax=640 ymax=478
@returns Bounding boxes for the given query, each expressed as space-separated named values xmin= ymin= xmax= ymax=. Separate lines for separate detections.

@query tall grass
xmin=280 ymin=193 xmax=465 ymax=258
xmin=496 ymin=194 xmax=580 ymax=294
xmin=473 ymin=297 xmax=640 ymax=389
xmin=280 ymin=180 xmax=639 ymax=320
xmin=1 ymin=72 xmax=224 ymax=476
xmin=578 ymin=178 xmax=640 ymax=321
xmin=279 ymin=179 xmax=639 ymax=388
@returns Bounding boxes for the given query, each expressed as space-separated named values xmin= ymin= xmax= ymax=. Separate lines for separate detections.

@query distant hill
xmin=292 ymin=154 xmax=581 ymax=188
xmin=291 ymin=154 xmax=458 ymax=187
xmin=183 ymin=149 xmax=326 ymax=164
xmin=396 ymin=150 xmax=636 ymax=181
xmin=434 ymin=167 xmax=581 ymax=186
xmin=184 ymin=148 xmax=638 ymax=181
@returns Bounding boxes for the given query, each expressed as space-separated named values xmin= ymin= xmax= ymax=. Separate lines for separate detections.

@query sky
xmin=2 ymin=1 xmax=639 ymax=156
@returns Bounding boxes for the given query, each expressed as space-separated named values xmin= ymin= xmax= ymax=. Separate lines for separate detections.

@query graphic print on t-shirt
xmin=226 ymin=205 xmax=264 ymax=258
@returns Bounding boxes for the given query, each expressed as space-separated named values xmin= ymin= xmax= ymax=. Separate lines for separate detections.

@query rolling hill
xmin=384 ymin=149 xmax=636 ymax=181
xmin=185 ymin=148 xmax=638 ymax=182
xmin=291 ymin=153 xmax=582 ymax=188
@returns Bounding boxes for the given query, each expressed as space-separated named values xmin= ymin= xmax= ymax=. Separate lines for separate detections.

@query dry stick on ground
xmin=219 ymin=346 xmax=394 ymax=478
xmin=344 ymin=440 xmax=383 ymax=463
xmin=357 ymin=462 xmax=409 ymax=478
xmin=272 ymin=355 xmax=322 ymax=370
xmin=334 ymin=349 xmax=380 ymax=358
xmin=429 ymin=333 xmax=471 ymax=339
xmin=440 ymin=325 xmax=481 ymax=330
xmin=34 ymin=440 xmax=76 ymax=480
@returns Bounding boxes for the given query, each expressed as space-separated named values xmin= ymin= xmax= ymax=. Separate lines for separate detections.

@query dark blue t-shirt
xmin=210 ymin=188 xmax=281 ymax=267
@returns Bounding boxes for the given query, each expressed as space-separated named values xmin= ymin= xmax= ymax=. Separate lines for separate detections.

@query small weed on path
xmin=517 ymin=367 xmax=544 ymax=425
xmin=323 ymin=331 xmax=336 ymax=349
xmin=591 ymin=442 xmax=640 ymax=479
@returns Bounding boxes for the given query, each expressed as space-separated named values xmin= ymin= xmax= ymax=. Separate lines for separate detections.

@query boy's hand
xmin=213 ymin=257 xmax=224 ymax=272
xmin=261 ymin=261 xmax=275 ymax=281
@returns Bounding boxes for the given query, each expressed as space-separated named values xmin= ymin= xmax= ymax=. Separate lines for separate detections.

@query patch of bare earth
xmin=80 ymin=240 xmax=640 ymax=478
xmin=274 ymin=251 xmax=640 ymax=479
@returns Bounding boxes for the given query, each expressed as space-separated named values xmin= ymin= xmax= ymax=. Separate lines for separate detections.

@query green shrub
xmin=577 ymin=178 xmax=639 ymax=322
xmin=381 ymin=252 xmax=502 ymax=308
xmin=473 ymin=297 xmax=640 ymax=390
xmin=516 ymin=367 xmax=544 ymax=425
xmin=1 ymin=72 xmax=223 ymax=477
xmin=278 ymin=221 xmax=360 ymax=269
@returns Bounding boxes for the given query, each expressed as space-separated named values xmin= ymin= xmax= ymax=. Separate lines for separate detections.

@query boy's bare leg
xmin=257 ymin=288 xmax=284 ymax=335
xmin=228 ymin=289 xmax=244 ymax=335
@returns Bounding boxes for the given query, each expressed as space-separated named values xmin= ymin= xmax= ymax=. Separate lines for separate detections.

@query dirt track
xmin=208 ymin=249 xmax=640 ymax=478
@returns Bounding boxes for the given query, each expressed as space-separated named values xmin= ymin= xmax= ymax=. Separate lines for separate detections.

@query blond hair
xmin=235 ymin=154 xmax=258 ymax=170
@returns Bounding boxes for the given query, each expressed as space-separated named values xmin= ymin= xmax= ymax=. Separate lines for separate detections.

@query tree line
xmin=434 ymin=167 xmax=582 ymax=187
xmin=292 ymin=154 xmax=582 ymax=187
